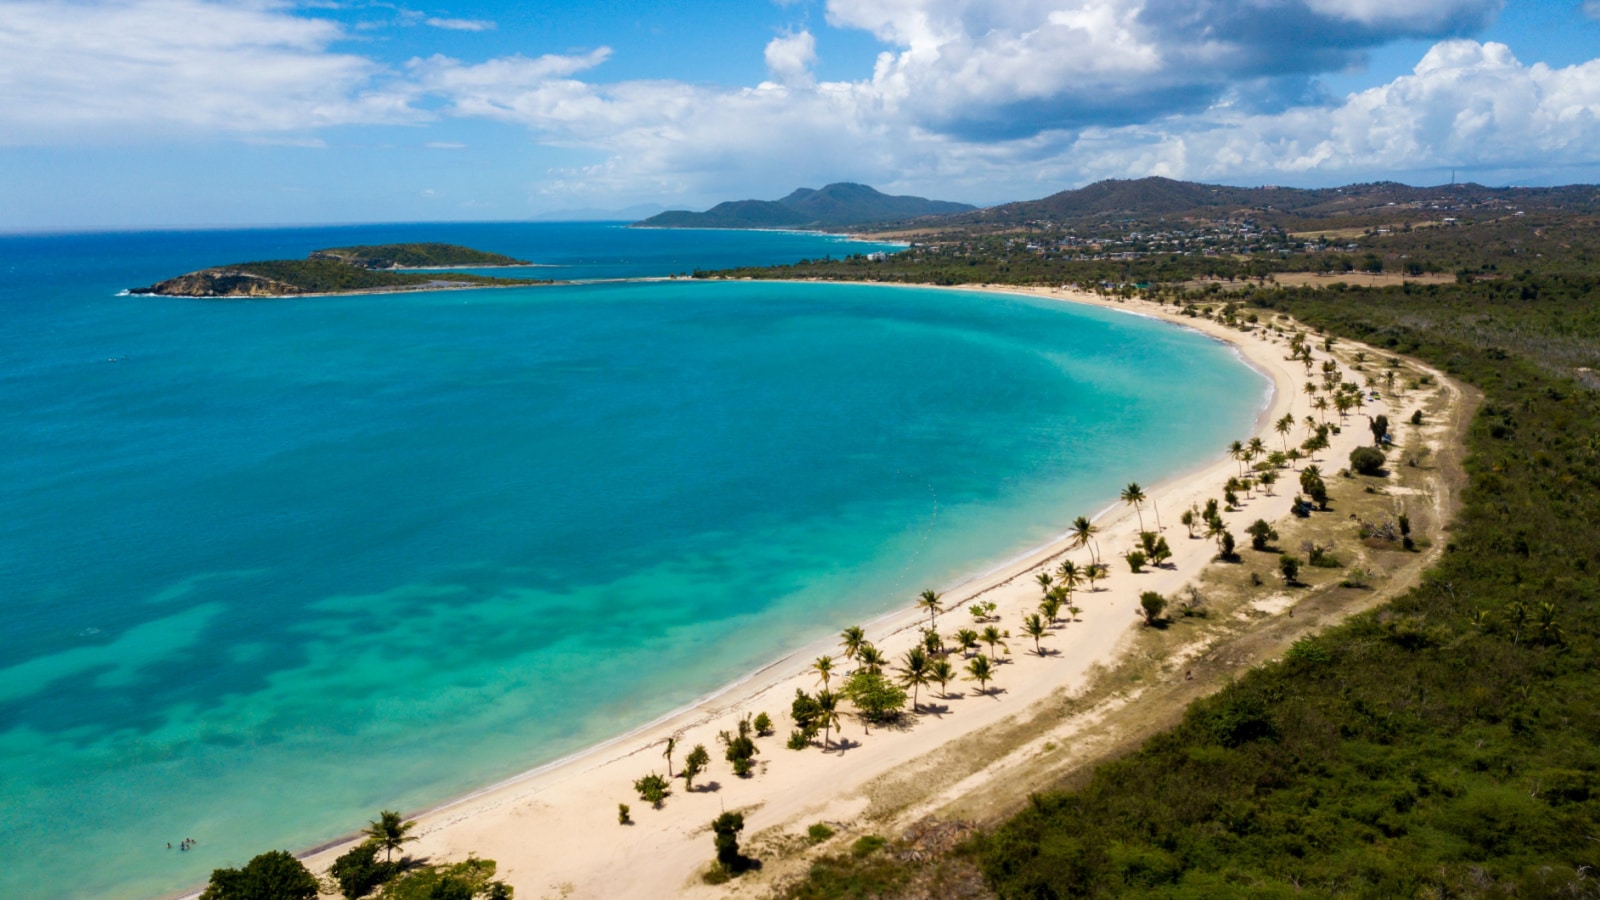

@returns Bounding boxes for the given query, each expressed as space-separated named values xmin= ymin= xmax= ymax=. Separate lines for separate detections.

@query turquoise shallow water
xmin=0 ymin=225 xmax=1264 ymax=898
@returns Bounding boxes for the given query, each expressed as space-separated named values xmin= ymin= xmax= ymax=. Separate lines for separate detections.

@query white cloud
xmin=764 ymin=30 xmax=818 ymax=87
xmin=1061 ymin=41 xmax=1600 ymax=184
xmin=0 ymin=0 xmax=417 ymax=142
xmin=420 ymin=37 xmax=1600 ymax=207
xmin=820 ymin=0 xmax=1503 ymax=135
xmin=1301 ymin=0 xmax=1503 ymax=30
xmin=1584 ymin=0 xmax=1600 ymax=19
xmin=425 ymin=17 xmax=495 ymax=32
xmin=1 ymin=0 xmax=1591 ymax=210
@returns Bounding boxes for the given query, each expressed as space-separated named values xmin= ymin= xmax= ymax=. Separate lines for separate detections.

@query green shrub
xmin=840 ymin=670 xmax=907 ymax=723
xmin=328 ymin=841 xmax=397 ymax=899
xmin=1350 ymin=445 xmax=1387 ymax=475
xmin=851 ymin=835 xmax=887 ymax=858
xmin=1278 ymin=553 xmax=1301 ymax=585
xmin=633 ymin=773 xmax=670 ymax=807
xmin=200 ymin=851 xmax=319 ymax=900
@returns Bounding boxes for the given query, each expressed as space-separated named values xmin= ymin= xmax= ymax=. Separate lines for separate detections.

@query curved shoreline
xmin=237 ymin=282 xmax=1345 ymax=900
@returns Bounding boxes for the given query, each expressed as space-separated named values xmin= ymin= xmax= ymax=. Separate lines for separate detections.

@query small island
xmin=130 ymin=243 xmax=543 ymax=298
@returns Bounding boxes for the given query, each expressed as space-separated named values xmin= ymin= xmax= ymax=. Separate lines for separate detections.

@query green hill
xmin=948 ymin=176 xmax=1600 ymax=228
xmin=634 ymin=183 xmax=975 ymax=229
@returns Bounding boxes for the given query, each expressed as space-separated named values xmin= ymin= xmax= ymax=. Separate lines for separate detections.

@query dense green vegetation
xmin=309 ymin=243 xmax=530 ymax=268
xmin=762 ymin=202 xmax=1600 ymax=898
xmin=199 ymin=850 xmax=319 ymax=900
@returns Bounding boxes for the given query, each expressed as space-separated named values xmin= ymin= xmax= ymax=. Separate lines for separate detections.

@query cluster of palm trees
xmin=795 ymin=550 xmax=1119 ymax=741
xmin=1288 ymin=336 xmax=1371 ymax=428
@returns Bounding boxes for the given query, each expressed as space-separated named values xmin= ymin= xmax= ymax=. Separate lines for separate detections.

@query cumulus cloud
xmin=3 ymin=0 xmax=1593 ymax=209
xmin=1058 ymin=41 xmax=1600 ymax=185
xmin=420 ymin=38 xmax=1600 ymax=206
xmin=764 ymin=30 xmax=818 ymax=87
xmin=0 ymin=0 xmax=416 ymax=142
xmin=821 ymin=0 xmax=1503 ymax=136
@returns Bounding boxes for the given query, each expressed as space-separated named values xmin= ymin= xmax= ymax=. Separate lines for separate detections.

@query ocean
xmin=0 ymin=223 xmax=1266 ymax=897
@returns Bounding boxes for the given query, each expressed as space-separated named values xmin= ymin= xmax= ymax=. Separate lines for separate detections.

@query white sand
xmin=298 ymin=286 xmax=1390 ymax=897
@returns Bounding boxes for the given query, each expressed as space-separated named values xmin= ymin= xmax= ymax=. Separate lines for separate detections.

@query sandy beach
xmin=294 ymin=284 xmax=1395 ymax=898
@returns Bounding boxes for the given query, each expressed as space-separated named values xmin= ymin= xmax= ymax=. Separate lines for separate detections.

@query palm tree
xmin=1275 ymin=413 xmax=1295 ymax=452
xmin=1228 ymin=440 xmax=1247 ymax=476
xmin=953 ymin=628 xmax=980 ymax=658
xmin=1120 ymin=482 xmax=1147 ymax=532
xmin=1033 ymin=571 xmax=1053 ymax=594
xmin=966 ymin=654 xmax=995 ymax=695
xmin=1248 ymin=436 xmax=1266 ymax=466
xmin=916 ymin=589 xmax=943 ymax=628
xmin=1085 ymin=562 xmax=1108 ymax=592
xmin=898 ymin=647 xmax=931 ymax=710
xmin=839 ymin=626 xmax=866 ymax=662
xmin=1055 ymin=559 xmax=1079 ymax=596
xmin=815 ymin=689 xmax=842 ymax=749
xmin=1313 ymin=395 xmax=1330 ymax=423
xmin=811 ymin=655 xmax=834 ymax=690
xmin=930 ymin=659 xmax=956 ymax=697
xmin=1205 ymin=515 xmax=1229 ymax=551
xmin=1039 ymin=590 xmax=1064 ymax=626
xmin=361 ymin=811 xmax=417 ymax=863
xmin=1068 ymin=516 xmax=1101 ymax=564
xmin=980 ymin=625 xmax=1007 ymax=660
xmin=662 ymin=734 xmax=678 ymax=777
xmin=1022 ymin=613 xmax=1048 ymax=655
xmin=856 ymin=643 xmax=886 ymax=674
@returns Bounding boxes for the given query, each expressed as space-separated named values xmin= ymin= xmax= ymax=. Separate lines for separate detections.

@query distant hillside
xmin=635 ymin=183 xmax=975 ymax=230
xmin=951 ymin=176 xmax=1600 ymax=228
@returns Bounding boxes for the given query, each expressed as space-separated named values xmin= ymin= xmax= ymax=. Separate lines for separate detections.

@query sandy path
xmin=294 ymin=286 xmax=1386 ymax=898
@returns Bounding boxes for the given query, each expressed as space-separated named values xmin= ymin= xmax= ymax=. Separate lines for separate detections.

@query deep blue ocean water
xmin=0 ymin=223 xmax=1265 ymax=898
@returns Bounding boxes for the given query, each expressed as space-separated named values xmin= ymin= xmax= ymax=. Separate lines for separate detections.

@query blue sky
xmin=2 ymin=0 xmax=1599 ymax=230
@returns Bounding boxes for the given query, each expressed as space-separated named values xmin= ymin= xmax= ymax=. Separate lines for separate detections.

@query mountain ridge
xmin=634 ymin=183 xmax=976 ymax=229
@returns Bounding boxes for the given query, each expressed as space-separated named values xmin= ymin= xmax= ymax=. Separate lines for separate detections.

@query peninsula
xmin=130 ymin=243 xmax=542 ymax=297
